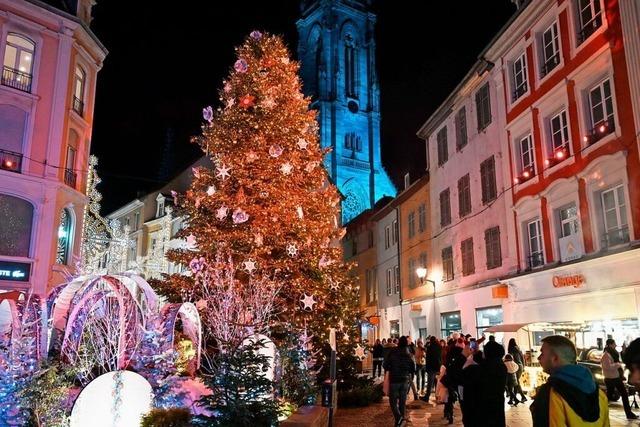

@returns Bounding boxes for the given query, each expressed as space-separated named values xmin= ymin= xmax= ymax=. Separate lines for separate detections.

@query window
xmin=461 ymin=238 xmax=475 ymax=276
xmin=64 ymin=141 xmax=77 ymax=189
xmin=351 ymin=237 xmax=358 ymax=256
xmin=559 ymin=204 xmax=579 ymax=238
xmin=475 ymin=83 xmax=492 ymax=131
xmin=419 ymin=252 xmax=427 ymax=272
xmin=519 ymin=134 xmax=536 ymax=178
xmin=56 ymin=208 xmax=73 ymax=264
xmin=366 ymin=268 xmax=377 ymax=303
xmin=0 ymin=105 xmax=27 ymax=173
xmin=526 ymin=219 xmax=544 ymax=268
xmin=386 ymin=268 xmax=392 ymax=296
xmin=458 ymin=174 xmax=471 ymax=217
xmin=0 ymin=194 xmax=33 ymax=257
xmin=418 ymin=204 xmax=426 ymax=233
xmin=408 ymin=258 xmax=416 ymax=288
xmin=344 ymin=132 xmax=362 ymax=152
xmin=344 ymin=40 xmax=357 ymax=98
xmin=2 ymin=34 xmax=35 ymax=92
xmin=437 ymin=126 xmax=448 ymax=166
xmin=134 ymin=212 xmax=140 ymax=232
xmin=485 ymin=226 xmax=502 ymax=269
xmin=455 ymin=107 xmax=468 ymax=150
xmin=367 ymin=229 xmax=374 ymax=248
xmin=73 ymin=66 xmax=86 ymax=115
xmin=577 ymin=0 xmax=603 ymax=44
xmin=439 ymin=189 xmax=451 ymax=227
xmin=587 ymin=79 xmax=615 ymax=143
xmin=442 ymin=246 xmax=454 ymax=281
xmin=129 ymin=238 xmax=137 ymax=263
xmin=408 ymin=211 xmax=415 ymax=238
xmin=393 ymin=220 xmax=399 ymax=244
xmin=441 ymin=311 xmax=461 ymax=338
xmin=480 ymin=156 xmax=497 ymax=204
xmin=156 ymin=198 xmax=165 ymax=218
xmin=512 ymin=52 xmax=528 ymax=101
xmin=601 ymin=185 xmax=629 ymax=247
xmin=389 ymin=320 xmax=400 ymax=338
xmin=394 ymin=265 xmax=400 ymax=294
xmin=541 ymin=22 xmax=560 ymax=77
xmin=549 ymin=110 xmax=570 ymax=160
xmin=385 ymin=226 xmax=390 ymax=249
xmin=476 ymin=306 xmax=503 ymax=336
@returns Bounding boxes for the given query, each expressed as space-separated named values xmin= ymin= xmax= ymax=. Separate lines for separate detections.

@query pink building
xmin=0 ymin=0 xmax=106 ymax=296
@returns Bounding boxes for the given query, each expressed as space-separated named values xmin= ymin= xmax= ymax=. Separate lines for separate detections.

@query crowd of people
xmin=371 ymin=333 xmax=640 ymax=427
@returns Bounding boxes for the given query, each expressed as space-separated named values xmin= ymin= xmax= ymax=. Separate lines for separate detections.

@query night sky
xmin=90 ymin=1 xmax=517 ymax=214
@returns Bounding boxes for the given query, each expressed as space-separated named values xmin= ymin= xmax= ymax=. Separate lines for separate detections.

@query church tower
xmin=297 ymin=0 xmax=396 ymax=224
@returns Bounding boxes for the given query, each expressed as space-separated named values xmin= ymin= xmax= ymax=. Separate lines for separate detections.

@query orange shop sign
xmin=552 ymin=274 xmax=585 ymax=289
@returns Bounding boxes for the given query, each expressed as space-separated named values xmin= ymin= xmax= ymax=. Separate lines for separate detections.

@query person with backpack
xmin=383 ymin=336 xmax=415 ymax=427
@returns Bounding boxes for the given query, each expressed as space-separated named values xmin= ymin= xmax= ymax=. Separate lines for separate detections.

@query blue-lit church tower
xmin=297 ymin=0 xmax=396 ymax=224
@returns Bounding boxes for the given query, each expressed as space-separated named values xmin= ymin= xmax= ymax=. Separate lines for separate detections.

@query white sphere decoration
xmin=70 ymin=370 xmax=153 ymax=427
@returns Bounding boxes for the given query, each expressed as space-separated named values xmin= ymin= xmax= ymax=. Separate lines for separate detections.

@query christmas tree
xmin=156 ymin=31 xmax=362 ymax=391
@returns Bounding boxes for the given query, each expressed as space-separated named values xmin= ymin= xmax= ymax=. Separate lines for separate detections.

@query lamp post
xmin=416 ymin=267 xmax=437 ymax=336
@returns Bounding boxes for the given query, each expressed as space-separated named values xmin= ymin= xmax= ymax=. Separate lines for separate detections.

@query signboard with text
xmin=0 ymin=261 xmax=31 ymax=282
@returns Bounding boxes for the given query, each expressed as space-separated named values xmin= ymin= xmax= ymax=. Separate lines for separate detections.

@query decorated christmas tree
xmin=156 ymin=31 xmax=362 ymax=392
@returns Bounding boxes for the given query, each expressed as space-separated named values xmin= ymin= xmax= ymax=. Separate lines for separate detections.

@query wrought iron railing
xmin=72 ymin=96 xmax=84 ymax=116
xmin=512 ymin=82 xmax=528 ymax=101
xmin=586 ymin=116 xmax=615 ymax=145
xmin=0 ymin=148 xmax=23 ymax=173
xmin=64 ymin=168 xmax=77 ymax=188
xmin=526 ymin=251 xmax=544 ymax=270
xmin=1 ymin=66 xmax=32 ymax=93
xmin=578 ymin=13 xmax=603 ymax=44
xmin=541 ymin=53 xmax=560 ymax=77
xmin=602 ymin=226 xmax=630 ymax=248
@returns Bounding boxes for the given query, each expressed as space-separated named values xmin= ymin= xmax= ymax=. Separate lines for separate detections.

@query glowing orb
xmin=70 ymin=371 xmax=153 ymax=427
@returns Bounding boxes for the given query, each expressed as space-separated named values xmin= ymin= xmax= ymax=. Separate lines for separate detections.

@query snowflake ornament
xmin=226 ymin=97 xmax=235 ymax=108
xmin=234 ymin=58 xmax=248 ymax=73
xmin=300 ymin=293 xmax=317 ymax=311
xmin=243 ymin=259 xmax=257 ymax=274
xmin=269 ymin=145 xmax=283 ymax=158
xmin=216 ymin=164 xmax=231 ymax=180
xmin=232 ymin=208 xmax=249 ymax=224
xmin=202 ymin=106 xmax=213 ymax=123
xmin=216 ymin=205 xmax=229 ymax=221
xmin=297 ymin=138 xmax=309 ymax=150
xmin=329 ymin=279 xmax=339 ymax=291
xmin=286 ymin=243 xmax=298 ymax=257
xmin=206 ymin=185 xmax=216 ymax=196
xmin=355 ymin=344 xmax=366 ymax=360
xmin=280 ymin=162 xmax=293 ymax=175
xmin=223 ymin=82 xmax=232 ymax=93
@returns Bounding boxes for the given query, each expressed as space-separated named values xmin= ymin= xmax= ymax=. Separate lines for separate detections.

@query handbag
xmin=383 ymin=371 xmax=390 ymax=396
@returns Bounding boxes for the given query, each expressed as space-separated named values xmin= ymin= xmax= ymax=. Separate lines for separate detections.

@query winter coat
xmin=461 ymin=362 xmax=484 ymax=427
xmin=383 ymin=346 xmax=416 ymax=384
xmin=443 ymin=346 xmax=466 ymax=388
xmin=601 ymin=350 xmax=623 ymax=379
xmin=415 ymin=346 xmax=426 ymax=366
xmin=425 ymin=341 xmax=442 ymax=371
xmin=372 ymin=343 xmax=384 ymax=359
xmin=483 ymin=357 xmax=508 ymax=427
xmin=509 ymin=345 xmax=525 ymax=366
xmin=531 ymin=364 xmax=610 ymax=427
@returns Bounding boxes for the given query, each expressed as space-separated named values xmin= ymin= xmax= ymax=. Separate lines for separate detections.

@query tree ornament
xmin=186 ymin=234 xmax=197 ymax=249
xmin=296 ymin=206 xmax=304 ymax=219
xmin=223 ymin=81 xmax=232 ymax=93
xmin=246 ymin=151 xmax=258 ymax=163
xmin=355 ymin=344 xmax=366 ymax=360
xmin=305 ymin=161 xmax=317 ymax=173
xmin=243 ymin=259 xmax=257 ymax=274
xmin=226 ymin=97 xmax=235 ymax=108
xmin=216 ymin=205 xmax=229 ymax=221
xmin=202 ymin=106 xmax=214 ymax=123
xmin=250 ymin=30 xmax=263 ymax=40
xmin=338 ymin=320 xmax=345 ymax=330
xmin=216 ymin=164 xmax=231 ymax=180
xmin=254 ymin=234 xmax=263 ymax=247
xmin=269 ymin=145 xmax=283 ymax=158
xmin=261 ymin=97 xmax=276 ymax=109
xmin=206 ymin=185 xmax=216 ymax=196
xmin=232 ymin=208 xmax=249 ymax=224
xmin=329 ymin=279 xmax=339 ymax=291
xmin=300 ymin=293 xmax=317 ymax=311
xmin=234 ymin=58 xmax=248 ymax=73
xmin=239 ymin=94 xmax=256 ymax=109
xmin=286 ymin=243 xmax=298 ymax=257
xmin=280 ymin=162 xmax=293 ymax=175
xmin=297 ymin=138 xmax=309 ymax=150
xmin=171 ymin=190 xmax=178 ymax=203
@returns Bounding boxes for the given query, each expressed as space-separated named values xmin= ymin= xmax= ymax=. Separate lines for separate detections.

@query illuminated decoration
xmin=355 ymin=343 xmax=366 ymax=360
xmin=69 ymin=370 xmax=152 ymax=427
xmin=297 ymin=2 xmax=396 ymax=223
xmin=202 ymin=106 xmax=213 ymax=123
xmin=0 ymin=260 xmax=31 ymax=282
xmin=300 ymin=293 xmax=317 ymax=311
xmin=515 ymin=166 xmax=535 ymax=184
xmin=160 ymin=302 xmax=202 ymax=374
xmin=56 ymin=208 xmax=73 ymax=264
xmin=215 ymin=164 xmax=231 ymax=180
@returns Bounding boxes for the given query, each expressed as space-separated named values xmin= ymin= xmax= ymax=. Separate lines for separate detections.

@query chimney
xmin=404 ymin=173 xmax=410 ymax=190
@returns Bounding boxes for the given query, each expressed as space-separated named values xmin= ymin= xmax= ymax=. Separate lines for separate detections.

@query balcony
xmin=72 ymin=96 xmax=84 ymax=116
xmin=578 ymin=13 xmax=603 ymax=44
xmin=540 ymin=53 xmax=560 ymax=78
xmin=64 ymin=168 xmax=77 ymax=188
xmin=526 ymin=251 xmax=544 ymax=270
xmin=602 ymin=226 xmax=630 ymax=248
xmin=0 ymin=148 xmax=23 ymax=173
xmin=1 ymin=66 xmax=32 ymax=93
xmin=583 ymin=117 xmax=615 ymax=146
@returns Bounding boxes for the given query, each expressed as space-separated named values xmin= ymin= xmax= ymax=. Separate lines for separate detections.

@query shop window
xmin=56 ymin=208 xmax=73 ymax=264
xmin=441 ymin=311 xmax=461 ymax=338
xmin=0 ymin=194 xmax=33 ymax=257
xmin=476 ymin=306 xmax=503 ymax=337
xmin=599 ymin=184 xmax=629 ymax=248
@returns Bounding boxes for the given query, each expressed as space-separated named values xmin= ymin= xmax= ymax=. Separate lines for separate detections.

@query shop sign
xmin=552 ymin=274 xmax=585 ymax=289
xmin=559 ymin=234 xmax=584 ymax=262
xmin=411 ymin=304 xmax=422 ymax=312
xmin=0 ymin=261 xmax=30 ymax=282
xmin=492 ymin=284 xmax=509 ymax=299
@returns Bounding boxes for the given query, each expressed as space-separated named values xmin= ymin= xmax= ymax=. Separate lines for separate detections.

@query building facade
xmin=297 ymin=0 xmax=396 ymax=224
xmin=0 ymin=0 xmax=106 ymax=296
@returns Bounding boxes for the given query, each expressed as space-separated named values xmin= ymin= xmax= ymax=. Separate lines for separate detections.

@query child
xmin=503 ymin=353 xmax=520 ymax=405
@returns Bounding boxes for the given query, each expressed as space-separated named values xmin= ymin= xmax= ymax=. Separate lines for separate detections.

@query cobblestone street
xmin=334 ymin=394 xmax=640 ymax=426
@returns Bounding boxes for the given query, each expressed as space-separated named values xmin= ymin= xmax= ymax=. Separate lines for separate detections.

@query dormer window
xmin=156 ymin=195 xmax=166 ymax=218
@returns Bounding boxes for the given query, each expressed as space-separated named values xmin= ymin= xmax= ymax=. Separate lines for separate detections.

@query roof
xmin=371 ymin=173 xmax=429 ymax=221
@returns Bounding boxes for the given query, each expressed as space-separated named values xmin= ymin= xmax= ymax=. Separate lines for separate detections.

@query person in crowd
xmin=406 ymin=336 xmax=419 ymax=400
xmin=623 ymin=338 xmax=640 ymax=386
xmin=483 ymin=340 xmax=508 ymax=426
xmin=507 ymin=338 xmax=527 ymax=403
xmin=484 ymin=335 xmax=505 ymax=358
xmin=461 ymin=350 xmax=485 ymax=427
xmin=372 ymin=338 xmax=384 ymax=378
xmin=423 ymin=335 xmax=442 ymax=402
xmin=503 ymin=353 xmax=520 ymax=406
xmin=442 ymin=339 xmax=466 ymax=424
xmin=602 ymin=338 xmax=637 ymax=419
xmin=382 ymin=336 xmax=396 ymax=370
xmin=415 ymin=338 xmax=426 ymax=395
xmin=531 ymin=335 xmax=609 ymax=427
xmin=384 ymin=336 xmax=416 ymax=427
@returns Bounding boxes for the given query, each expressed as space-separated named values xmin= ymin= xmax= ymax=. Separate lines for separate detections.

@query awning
xmin=483 ymin=323 xmax=532 ymax=333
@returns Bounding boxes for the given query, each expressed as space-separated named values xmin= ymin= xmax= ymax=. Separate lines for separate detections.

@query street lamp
xmin=416 ymin=267 xmax=437 ymax=336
